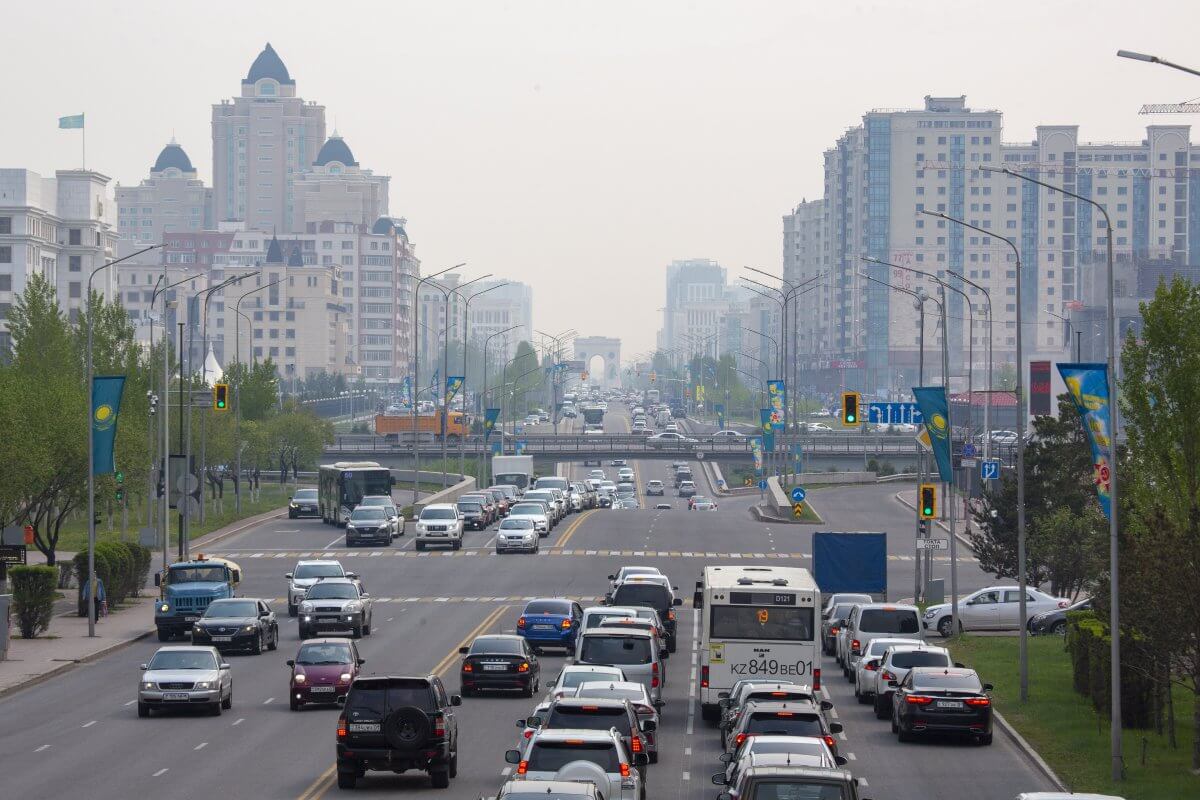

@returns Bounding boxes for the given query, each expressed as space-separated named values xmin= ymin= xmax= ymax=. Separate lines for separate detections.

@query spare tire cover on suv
xmin=383 ymin=706 xmax=432 ymax=750
xmin=554 ymin=759 xmax=610 ymax=788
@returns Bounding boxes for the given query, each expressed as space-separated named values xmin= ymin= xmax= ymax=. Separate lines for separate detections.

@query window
xmin=69 ymin=282 xmax=82 ymax=298
xmin=0 ymin=275 xmax=10 ymax=291
xmin=0 ymin=217 xmax=10 ymax=234
xmin=69 ymin=228 xmax=81 ymax=245
xmin=0 ymin=246 xmax=10 ymax=264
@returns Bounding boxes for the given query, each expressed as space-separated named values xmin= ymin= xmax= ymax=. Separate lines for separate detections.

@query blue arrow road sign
xmin=962 ymin=442 xmax=977 ymax=458
xmin=758 ymin=479 xmax=768 ymax=491
xmin=790 ymin=486 xmax=807 ymax=503
xmin=866 ymin=402 xmax=924 ymax=425
xmin=981 ymin=459 xmax=1001 ymax=481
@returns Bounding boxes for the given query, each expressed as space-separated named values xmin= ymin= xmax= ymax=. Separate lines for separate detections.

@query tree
xmin=264 ymin=408 xmax=333 ymax=475
xmin=1028 ymin=506 xmax=1106 ymax=600
xmin=223 ymin=357 xmax=280 ymax=421
xmin=1116 ymin=275 xmax=1200 ymax=768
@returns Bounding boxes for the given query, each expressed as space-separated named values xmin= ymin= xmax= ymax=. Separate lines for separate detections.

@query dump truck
xmin=375 ymin=410 xmax=470 ymax=443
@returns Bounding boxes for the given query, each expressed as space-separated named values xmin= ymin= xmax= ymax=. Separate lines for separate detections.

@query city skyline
xmin=3 ymin=0 xmax=1198 ymax=355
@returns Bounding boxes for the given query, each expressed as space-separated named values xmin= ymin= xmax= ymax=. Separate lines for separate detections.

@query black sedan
xmin=457 ymin=501 xmax=490 ymax=531
xmin=191 ymin=598 xmax=279 ymax=654
xmin=288 ymin=488 xmax=320 ymax=519
xmin=890 ymin=667 xmax=993 ymax=745
xmin=459 ymin=634 xmax=540 ymax=697
xmin=1029 ymin=597 xmax=1091 ymax=636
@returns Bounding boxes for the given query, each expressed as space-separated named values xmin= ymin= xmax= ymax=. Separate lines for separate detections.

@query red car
xmin=288 ymin=638 xmax=364 ymax=711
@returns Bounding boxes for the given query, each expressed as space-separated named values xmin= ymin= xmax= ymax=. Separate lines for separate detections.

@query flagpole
xmin=82 ymin=116 xmax=86 ymax=170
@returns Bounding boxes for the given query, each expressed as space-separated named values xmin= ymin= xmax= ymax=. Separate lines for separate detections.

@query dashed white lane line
xmin=153 ymin=768 xmax=169 ymax=777
xmin=684 ymin=747 xmax=692 ymax=756
xmin=81 ymin=720 xmax=96 ymax=728
xmin=323 ymin=535 xmax=343 ymax=549
xmin=232 ymin=718 xmax=245 ymax=726
xmin=859 ymin=778 xmax=870 ymax=787
xmin=682 ymin=771 xmax=691 ymax=781
xmin=847 ymin=752 xmax=857 ymax=761
xmin=194 ymin=742 xmax=208 ymax=751
xmin=35 ymin=745 xmax=50 ymax=752
xmin=263 ymin=697 xmax=275 ymax=705
xmin=124 ymin=699 xmax=136 ymax=706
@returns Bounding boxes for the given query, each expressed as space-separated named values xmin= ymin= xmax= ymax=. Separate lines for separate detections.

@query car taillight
xmin=651 ymin=661 xmax=660 ymax=688
xmin=881 ymin=670 xmax=895 ymax=681
xmin=619 ymin=762 xmax=631 ymax=778
xmin=517 ymin=616 xmax=526 ymax=628
xmin=813 ymin=668 xmax=821 ymax=691
xmin=635 ymin=704 xmax=654 ymax=715
xmin=337 ymin=717 xmax=348 ymax=738
xmin=524 ymin=729 xmax=533 ymax=739
xmin=830 ymin=627 xmax=839 ymax=635
xmin=631 ymin=736 xmax=643 ymax=753
xmin=734 ymin=733 xmax=748 ymax=746
xmin=432 ymin=713 xmax=445 ymax=737
xmin=851 ymin=639 xmax=861 ymax=654
xmin=866 ymin=662 xmax=878 ymax=672
xmin=667 ymin=609 xmax=676 ymax=621
xmin=965 ymin=697 xmax=991 ymax=707
xmin=517 ymin=662 xmax=530 ymax=673
xmin=701 ymin=665 xmax=709 ymax=689
xmin=906 ymin=695 xmax=934 ymax=705
xmin=823 ymin=735 xmax=836 ymax=750
xmin=517 ymin=760 xmax=528 ymax=775
xmin=561 ymin=618 xmax=573 ymax=629
xmin=462 ymin=663 xmax=473 ymax=672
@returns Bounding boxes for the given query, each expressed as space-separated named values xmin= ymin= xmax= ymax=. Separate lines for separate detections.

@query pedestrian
xmin=81 ymin=576 xmax=107 ymax=623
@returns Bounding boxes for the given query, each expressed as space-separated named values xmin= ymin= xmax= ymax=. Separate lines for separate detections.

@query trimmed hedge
xmin=10 ymin=565 xmax=58 ymax=638
xmin=72 ymin=542 xmax=153 ymax=608
xmin=1065 ymin=610 xmax=1155 ymax=729
xmin=119 ymin=542 xmax=153 ymax=597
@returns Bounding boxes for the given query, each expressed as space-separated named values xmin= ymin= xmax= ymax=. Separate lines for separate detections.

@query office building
xmin=116 ymin=140 xmax=212 ymax=243
xmin=293 ymin=133 xmax=390 ymax=232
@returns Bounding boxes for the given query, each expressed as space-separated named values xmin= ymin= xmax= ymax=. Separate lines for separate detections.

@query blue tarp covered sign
xmin=812 ymin=531 xmax=887 ymax=595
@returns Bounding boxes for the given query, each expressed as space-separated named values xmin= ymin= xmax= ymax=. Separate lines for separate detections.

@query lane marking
xmin=153 ymin=769 xmax=168 ymax=777
xmin=124 ymin=699 xmax=136 ymax=706
xmin=263 ymin=697 xmax=274 ymax=705
xmin=323 ymin=535 xmax=343 ymax=549
xmin=81 ymin=720 xmax=96 ymax=728
xmin=232 ymin=718 xmax=245 ymax=726
xmin=35 ymin=745 xmax=50 ymax=752
xmin=194 ymin=742 xmax=208 ymax=750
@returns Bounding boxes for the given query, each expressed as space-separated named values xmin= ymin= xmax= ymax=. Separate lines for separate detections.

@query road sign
xmin=961 ymin=458 xmax=977 ymax=468
xmin=790 ymin=486 xmax=807 ymax=503
xmin=961 ymin=442 xmax=977 ymax=458
xmin=981 ymin=459 xmax=1001 ymax=481
xmin=758 ymin=479 xmax=767 ymax=491
xmin=792 ymin=503 xmax=805 ymax=519
xmin=867 ymin=402 xmax=924 ymax=425
xmin=0 ymin=545 xmax=28 ymax=565
xmin=915 ymin=538 xmax=949 ymax=551
xmin=915 ymin=427 xmax=932 ymax=451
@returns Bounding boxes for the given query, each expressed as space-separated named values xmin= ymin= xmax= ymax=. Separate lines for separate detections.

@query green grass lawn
xmin=949 ymin=635 xmax=1199 ymax=799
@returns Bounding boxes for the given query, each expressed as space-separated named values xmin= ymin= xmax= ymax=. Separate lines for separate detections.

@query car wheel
xmin=937 ymin=617 xmax=955 ymax=638
xmin=299 ymin=626 xmax=309 ymax=640
xmin=898 ymin=721 xmax=914 ymax=743
xmin=157 ymin=629 xmax=171 ymax=642
xmin=855 ymin=681 xmax=868 ymax=704
xmin=1051 ymin=620 xmax=1067 ymax=636
xmin=448 ymin=751 xmax=458 ymax=779
xmin=210 ymin=700 xmax=222 ymax=716
xmin=430 ymin=770 xmax=450 ymax=789
xmin=363 ymin=621 xmax=372 ymax=636
xmin=251 ymin=632 xmax=263 ymax=655
xmin=288 ymin=603 xmax=297 ymax=618
xmin=874 ymin=694 xmax=889 ymax=719
xmin=669 ymin=638 xmax=677 ymax=654
xmin=522 ymin=679 xmax=534 ymax=698
xmin=352 ymin=625 xmax=363 ymax=639
xmin=137 ymin=702 xmax=150 ymax=718
xmin=891 ymin=710 xmax=899 ymax=734
xmin=649 ymin=752 xmax=658 ymax=764
xmin=336 ymin=768 xmax=357 ymax=789
xmin=978 ymin=732 xmax=993 ymax=746
xmin=268 ymin=628 xmax=278 ymax=651
xmin=416 ymin=542 xmax=425 ymax=551
xmin=452 ymin=540 xmax=462 ymax=550
xmin=290 ymin=696 xmax=301 ymax=711
xmin=222 ymin=687 xmax=232 ymax=710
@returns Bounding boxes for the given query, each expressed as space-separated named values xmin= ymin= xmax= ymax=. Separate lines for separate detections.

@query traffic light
xmin=213 ymin=383 xmax=229 ymax=411
xmin=115 ymin=489 xmax=125 ymax=502
xmin=115 ymin=470 xmax=124 ymax=484
xmin=919 ymin=483 xmax=937 ymax=519
xmin=841 ymin=391 xmax=861 ymax=427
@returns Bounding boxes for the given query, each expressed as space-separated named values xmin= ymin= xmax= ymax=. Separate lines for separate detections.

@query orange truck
xmin=375 ymin=411 xmax=470 ymax=442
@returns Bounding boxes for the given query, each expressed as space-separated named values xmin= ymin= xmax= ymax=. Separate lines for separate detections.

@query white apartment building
xmin=0 ymin=168 xmax=118 ymax=348
xmin=116 ymin=141 xmax=211 ymax=243
xmin=212 ymin=43 xmax=326 ymax=233
xmin=785 ymin=95 xmax=1200 ymax=397
xmin=292 ymin=134 xmax=389 ymax=232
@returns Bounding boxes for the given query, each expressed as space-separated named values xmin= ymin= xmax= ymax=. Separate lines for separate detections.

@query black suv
xmin=336 ymin=675 xmax=461 ymax=789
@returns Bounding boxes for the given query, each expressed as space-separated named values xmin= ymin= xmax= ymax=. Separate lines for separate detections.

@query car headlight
xmin=194 ymin=681 xmax=213 ymax=690
xmin=346 ymin=525 xmax=357 ymax=532
xmin=242 ymin=625 xmax=257 ymax=633
xmin=300 ymin=602 xmax=313 ymax=613
xmin=924 ymin=609 xmax=938 ymax=618
xmin=289 ymin=502 xmax=298 ymax=508
xmin=339 ymin=673 xmax=352 ymax=683
xmin=293 ymin=673 xmax=306 ymax=683
xmin=158 ymin=603 xmax=170 ymax=613
xmin=142 ymin=682 xmax=154 ymax=690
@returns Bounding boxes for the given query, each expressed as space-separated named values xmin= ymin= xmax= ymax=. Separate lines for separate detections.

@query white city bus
xmin=694 ymin=565 xmax=820 ymax=722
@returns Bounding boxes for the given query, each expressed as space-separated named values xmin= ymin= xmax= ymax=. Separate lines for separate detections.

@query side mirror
xmin=639 ymin=719 xmax=657 ymax=732
xmin=153 ymin=573 xmax=162 ymax=587
xmin=887 ymin=680 xmax=898 ymax=688
xmin=219 ymin=663 xmax=231 ymax=671
xmin=285 ymin=573 xmax=294 ymax=580
xmin=659 ymin=650 xmax=669 ymax=660
xmin=459 ymin=646 xmax=470 ymax=655
xmin=286 ymin=659 xmax=296 ymax=667
xmin=717 ymin=691 xmax=731 ymax=700
xmin=835 ymin=755 xmax=848 ymax=766
xmin=718 ymin=794 xmax=733 ymax=800
xmin=360 ymin=591 xmax=369 ymax=597
xmin=346 ymin=572 xmax=358 ymax=579
xmin=983 ymin=683 xmax=994 ymax=692
xmin=653 ymin=700 xmax=665 ymax=709
xmin=821 ymin=700 xmax=834 ymax=711
xmin=718 ymin=752 xmax=733 ymax=763
xmin=828 ymin=722 xmax=843 ymax=734
xmin=634 ymin=753 xmax=649 ymax=766
xmin=449 ymin=694 xmax=462 ymax=706
xmin=357 ymin=659 xmax=366 ymax=666
xmin=515 ymin=719 xmax=525 ymax=728
xmin=231 ymin=569 xmax=241 ymax=583
xmin=607 ymin=574 xmax=617 ymax=581
xmin=604 ymin=593 xmax=613 ymax=605
xmin=712 ymin=772 xmax=728 ymax=786
xmin=140 ymin=664 xmax=148 ymax=670
xmin=260 ymin=610 xmax=271 ymax=617
xmin=504 ymin=749 xmax=521 ymax=765
xmin=954 ymin=662 xmax=966 ymax=668
xmin=673 ymin=598 xmax=683 ymax=607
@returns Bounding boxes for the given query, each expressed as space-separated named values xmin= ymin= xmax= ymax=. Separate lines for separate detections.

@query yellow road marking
xmin=302 ymin=605 xmax=510 ymax=799
xmin=551 ymin=509 xmax=595 ymax=551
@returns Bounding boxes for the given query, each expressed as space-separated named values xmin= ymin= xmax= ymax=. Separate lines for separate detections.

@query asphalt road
xmin=0 ymin=405 xmax=1054 ymax=800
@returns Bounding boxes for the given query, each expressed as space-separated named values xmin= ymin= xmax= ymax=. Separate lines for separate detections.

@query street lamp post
xmin=981 ymin=165 xmax=1120 ymax=768
xmin=410 ymin=264 xmax=463 ymax=506
xmin=1117 ymin=49 xmax=1200 ymax=77
xmin=232 ymin=275 xmax=283 ymax=514
xmin=746 ymin=268 xmax=828 ymax=428
xmin=458 ymin=283 xmax=508 ymax=480
xmin=439 ymin=275 xmax=491 ymax=487
xmin=478 ymin=325 xmax=520 ymax=484
xmin=85 ymin=243 xmax=163 ymax=637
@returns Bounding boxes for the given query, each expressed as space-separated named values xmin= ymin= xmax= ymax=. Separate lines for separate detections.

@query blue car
xmin=517 ymin=598 xmax=583 ymax=653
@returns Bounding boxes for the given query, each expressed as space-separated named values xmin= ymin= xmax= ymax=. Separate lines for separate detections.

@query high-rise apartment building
xmin=785 ymin=95 xmax=1200 ymax=397
xmin=659 ymin=259 xmax=731 ymax=363
xmin=116 ymin=141 xmax=211 ymax=243
xmin=212 ymin=43 xmax=326 ymax=232
xmin=293 ymin=134 xmax=390 ymax=232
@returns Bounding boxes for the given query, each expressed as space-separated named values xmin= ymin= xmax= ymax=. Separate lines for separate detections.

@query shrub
xmin=117 ymin=542 xmax=152 ymax=597
xmin=9 ymin=565 xmax=58 ymax=638
xmin=1065 ymin=610 xmax=1155 ymax=729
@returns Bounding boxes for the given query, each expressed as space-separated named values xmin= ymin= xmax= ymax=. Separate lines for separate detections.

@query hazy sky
xmin=4 ymin=0 xmax=1199 ymax=356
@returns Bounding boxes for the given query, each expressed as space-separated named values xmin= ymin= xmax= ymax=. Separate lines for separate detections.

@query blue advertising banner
xmin=767 ymin=380 xmax=786 ymax=429
xmin=483 ymin=408 xmax=501 ymax=438
xmin=400 ymin=376 xmax=412 ymax=407
xmin=515 ymin=440 xmax=527 ymax=455
xmin=912 ymin=386 xmax=952 ymax=482
xmin=759 ymin=408 xmax=775 ymax=452
xmin=490 ymin=441 xmax=503 ymax=456
xmin=715 ymin=403 xmax=726 ymax=430
xmin=1057 ymin=363 xmax=1114 ymax=520
xmin=750 ymin=437 xmax=763 ymax=472
xmin=444 ymin=376 xmax=464 ymax=407
xmin=92 ymin=375 xmax=127 ymax=475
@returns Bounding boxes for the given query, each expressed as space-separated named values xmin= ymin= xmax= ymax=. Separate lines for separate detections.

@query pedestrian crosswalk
xmin=215 ymin=548 xmax=975 ymax=563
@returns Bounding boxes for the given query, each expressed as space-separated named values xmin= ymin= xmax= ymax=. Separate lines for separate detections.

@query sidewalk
xmin=1 ymin=503 xmax=289 ymax=698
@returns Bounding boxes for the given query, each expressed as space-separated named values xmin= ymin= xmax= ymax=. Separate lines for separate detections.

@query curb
xmin=992 ymin=709 xmax=1070 ymax=792
xmin=191 ymin=506 xmax=288 ymax=549
xmin=0 ymin=626 xmax=155 ymax=700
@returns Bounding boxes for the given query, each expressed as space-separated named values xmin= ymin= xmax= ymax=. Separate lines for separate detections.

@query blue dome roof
xmin=153 ymin=142 xmax=194 ymax=173
xmin=246 ymin=43 xmax=294 ymax=85
xmin=265 ymin=234 xmax=284 ymax=264
xmin=314 ymin=135 xmax=358 ymax=167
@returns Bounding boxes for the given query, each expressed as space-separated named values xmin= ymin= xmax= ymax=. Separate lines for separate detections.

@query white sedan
xmin=807 ymin=422 xmax=835 ymax=433
xmin=924 ymin=585 xmax=1070 ymax=637
xmin=646 ymin=432 xmax=698 ymax=449
xmin=709 ymin=430 xmax=745 ymax=440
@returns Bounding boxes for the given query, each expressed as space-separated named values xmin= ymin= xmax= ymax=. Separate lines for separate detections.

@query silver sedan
xmin=138 ymin=645 xmax=231 ymax=717
xmin=495 ymin=518 xmax=540 ymax=553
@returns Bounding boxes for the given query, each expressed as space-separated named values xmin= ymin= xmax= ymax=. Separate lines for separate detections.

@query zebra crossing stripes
xmin=215 ymin=548 xmax=978 ymax=563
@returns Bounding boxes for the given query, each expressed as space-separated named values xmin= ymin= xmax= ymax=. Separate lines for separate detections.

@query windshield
xmin=169 ymin=566 xmax=226 ymax=583
xmin=749 ymin=784 xmax=848 ymax=800
xmin=305 ymin=583 xmax=358 ymax=600
xmin=500 ymin=519 xmax=534 ymax=530
xmin=457 ymin=503 xmax=483 ymax=513
xmin=296 ymin=643 xmax=353 ymax=665
xmin=510 ymin=504 xmax=546 ymax=516
xmin=420 ymin=508 xmax=457 ymax=520
xmin=612 ymin=584 xmax=671 ymax=611
xmin=829 ymin=604 xmax=854 ymax=621
xmin=859 ymin=609 xmax=920 ymax=634
xmin=547 ymin=706 xmax=631 ymax=734
xmin=746 ymin=712 xmax=824 ymax=737
xmin=293 ymin=490 xmax=317 ymax=500
xmin=580 ymin=636 xmax=651 ymax=665
xmin=912 ymin=672 xmax=984 ymax=693
xmin=576 ymin=685 xmax=645 ymax=703
xmin=494 ymin=473 xmax=529 ymax=489
xmin=711 ymin=606 xmax=815 ymax=641
xmin=148 ymin=650 xmax=218 ymax=670
xmin=535 ymin=478 xmax=569 ymax=491
xmin=358 ymin=496 xmax=390 ymax=507
xmin=203 ymin=600 xmax=258 ymax=617
xmin=337 ymin=469 xmax=392 ymax=505
xmin=350 ymin=508 xmax=386 ymax=521
xmin=294 ymin=563 xmax=344 ymax=580
xmin=527 ymin=742 xmax=618 ymax=773
xmin=558 ymin=669 xmax=620 ymax=690
xmin=891 ymin=651 xmax=952 ymax=669
xmin=742 ymin=740 xmax=830 ymax=760
xmin=469 ymin=637 xmax=524 ymax=655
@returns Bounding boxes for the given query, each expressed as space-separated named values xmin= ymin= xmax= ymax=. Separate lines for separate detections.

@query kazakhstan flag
xmin=92 ymin=375 xmax=126 ymax=475
xmin=58 ymin=113 xmax=85 ymax=129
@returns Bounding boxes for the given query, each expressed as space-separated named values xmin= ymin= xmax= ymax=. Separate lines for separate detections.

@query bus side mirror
xmin=154 ymin=573 xmax=162 ymax=587
xmin=231 ymin=569 xmax=241 ymax=583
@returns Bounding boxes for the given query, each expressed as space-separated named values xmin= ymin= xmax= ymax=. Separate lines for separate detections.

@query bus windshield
xmin=338 ymin=469 xmax=392 ymax=505
xmin=710 ymin=606 xmax=815 ymax=641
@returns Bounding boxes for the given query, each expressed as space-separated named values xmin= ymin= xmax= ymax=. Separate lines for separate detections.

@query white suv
xmin=505 ymin=727 xmax=646 ymax=800
xmin=414 ymin=504 xmax=463 ymax=550
xmin=837 ymin=603 xmax=923 ymax=678
xmin=284 ymin=560 xmax=351 ymax=617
